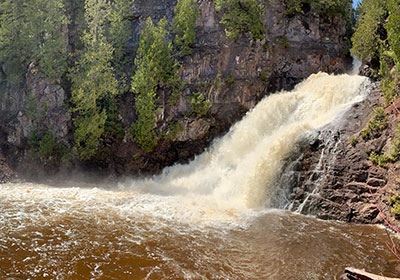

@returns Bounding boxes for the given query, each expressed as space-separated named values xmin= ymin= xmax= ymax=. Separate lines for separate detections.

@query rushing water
xmin=1 ymin=73 xmax=398 ymax=279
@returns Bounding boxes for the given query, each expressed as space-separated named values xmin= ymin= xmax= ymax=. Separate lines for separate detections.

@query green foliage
xmin=164 ymin=121 xmax=184 ymax=141
xmin=351 ymin=0 xmax=387 ymax=61
xmin=284 ymin=0 xmax=303 ymax=16
xmin=214 ymin=0 xmax=265 ymax=40
xmin=25 ymin=95 xmax=39 ymax=120
xmin=189 ymin=92 xmax=211 ymax=117
xmin=131 ymin=88 xmax=158 ymax=152
xmin=368 ymin=124 xmax=400 ymax=167
xmin=172 ymin=0 xmax=199 ymax=56
xmin=28 ymin=130 xmax=67 ymax=164
xmin=225 ymin=74 xmax=235 ymax=84
xmin=259 ymin=70 xmax=268 ymax=83
xmin=380 ymin=123 xmax=400 ymax=163
xmin=387 ymin=0 xmax=400 ymax=63
xmin=284 ymin=0 xmax=353 ymax=17
xmin=381 ymin=74 xmax=399 ymax=106
xmin=103 ymin=97 xmax=124 ymax=140
xmin=131 ymin=17 xmax=181 ymax=152
xmin=0 ymin=0 xmax=68 ymax=83
xmin=70 ymin=0 xmax=119 ymax=160
xmin=349 ymin=136 xmax=359 ymax=147
xmin=109 ymin=0 xmax=133 ymax=61
xmin=389 ymin=194 xmax=400 ymax=217
xmin=368 ymin=151 xmax=388 ymax=167
xmin=360 ymin=107 xmax=388 ymax=140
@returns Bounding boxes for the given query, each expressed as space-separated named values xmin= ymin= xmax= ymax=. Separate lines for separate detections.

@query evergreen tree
xmin=351 ymin=0 xmax=387 ymax=61
xmin=387 ymin=0 xmax=400 ymax=63
xmin=172 ymin=0 xmax=199 ymax=55
xmin=131 ymin=17 xmax=181 ymax=152
xmin=109 ymin=0 xmax=133 ymax=67
xmin=70 ymin=0 xmax=119 ymax=160
xmin=0 ymin=0 xmax=68 ymax=83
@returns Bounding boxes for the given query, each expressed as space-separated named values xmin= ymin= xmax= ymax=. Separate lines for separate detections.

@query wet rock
xmin=285 ymin=85 xmax=400 ymax=225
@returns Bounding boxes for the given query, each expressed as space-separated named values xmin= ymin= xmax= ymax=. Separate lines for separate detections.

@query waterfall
xmin=122 ymin=72 xmax=371 ymax=210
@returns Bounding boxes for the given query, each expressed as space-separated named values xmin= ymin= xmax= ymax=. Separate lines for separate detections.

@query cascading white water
xmin=121 ymin=72 xmax=371 ymax=211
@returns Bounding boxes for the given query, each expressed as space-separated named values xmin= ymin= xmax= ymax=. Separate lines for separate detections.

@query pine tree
xmin=0 ymin=0 xmax=68 ymax=83
xmin=70 ymin=0 xmax=119 ymax=160
xmin=387 ymin=0 xmax=400 ymax=63
xmin=131 ymin=17 xmax=181 ymax=152
xmin=351 ymin=0 xmax=387 ymax=61
xmin=172 ymin=0 xmax=199 ymax=56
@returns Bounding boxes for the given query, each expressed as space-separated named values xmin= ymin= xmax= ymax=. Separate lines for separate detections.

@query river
xmin=1 ymin=73 xmax=398 ymax=279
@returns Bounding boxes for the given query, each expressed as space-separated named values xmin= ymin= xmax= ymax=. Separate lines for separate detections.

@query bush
xmin=28 ymin=130 xmax=68 ymax=164
xmin=285 ymin=0 xmax=353 ymax=17
xmin=189 ymin=92 xmax=211 ymax=117
xmin=368 ymin=151 xmax=388 ymax=167
xmin=349 ymin=136 xmax=358 ymax=147
xmin=389 ymin=194 xmax=400 ymax=217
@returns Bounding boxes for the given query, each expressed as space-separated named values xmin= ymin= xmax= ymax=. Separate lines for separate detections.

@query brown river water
xmin=1 ymin=73 xmax=397 ymax=279
xmin=0 ymin=182 xmax=398 ymax=279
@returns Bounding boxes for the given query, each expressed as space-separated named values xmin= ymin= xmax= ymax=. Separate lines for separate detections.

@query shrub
xmin=349 ymin=136 xmax=359 ymax=147
xmin=190 ymin=92 xmax=211 ymax=117
xmin=389 ymin=194 xmax=400 ymax=217
xmin=368 ymin=151 xmax=388 ymax=167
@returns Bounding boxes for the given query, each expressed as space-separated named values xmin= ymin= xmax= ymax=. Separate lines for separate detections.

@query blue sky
xmin=353 ymin=0 xmax=361 ymax=8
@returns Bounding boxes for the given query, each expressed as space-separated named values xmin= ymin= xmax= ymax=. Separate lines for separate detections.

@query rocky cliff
xmin=0 ymin=0 xmax=352 ymax=178
xmin=282 ymin=81 xmax=400 ymax=228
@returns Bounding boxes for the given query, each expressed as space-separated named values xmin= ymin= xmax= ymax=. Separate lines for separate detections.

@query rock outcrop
xmin=283 ymin=82 xmax=400 ymax=228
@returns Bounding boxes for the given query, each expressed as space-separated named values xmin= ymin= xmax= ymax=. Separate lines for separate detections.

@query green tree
xmin=387 ymin=0 xmax=400 ymax=63
xmin=172 ymin=0 xmax=199 ymax=55
xmin=351 ymin=0 xmax=387 ymax=61
xmin=109 ymin=0 xmax=133 ymax=67
xmin=0 ymin=0 xmax=68 ymax=83
xmin=214 ymin=0 xmax=265 ymax=40
xmin=70 ymin=0 xmax=119 ymax=160
xmin=131 ymin=17 xmax=181 ymax=152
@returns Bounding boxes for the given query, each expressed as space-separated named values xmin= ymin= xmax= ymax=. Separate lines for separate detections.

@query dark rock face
xmin=0 ymin=0 xmax=352 ymax=177
xmin=282 ymin=83 xmax=400 ymax=227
